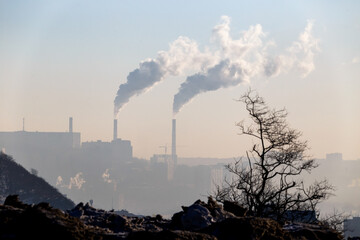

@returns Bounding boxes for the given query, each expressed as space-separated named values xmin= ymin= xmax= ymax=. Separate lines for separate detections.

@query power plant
xmin=0 ymin=117 xmax=180 ymax=165
xmin=0 ymin=117 xmax=133 ymax=166
xmin=0 ymin=116 xmax=224 ymax=215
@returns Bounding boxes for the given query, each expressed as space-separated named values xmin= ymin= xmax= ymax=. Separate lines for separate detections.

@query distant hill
xmin=0 ymin=153 xmax=75 ymax=210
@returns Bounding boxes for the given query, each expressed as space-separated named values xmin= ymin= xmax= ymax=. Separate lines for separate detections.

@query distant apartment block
xmin=326 ymin=153 xmax=343 ymax=161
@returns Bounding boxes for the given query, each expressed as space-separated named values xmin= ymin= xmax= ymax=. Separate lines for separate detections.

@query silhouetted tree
xmin=215 ymin=89 xmax=333 ymax=222
xmin=320 ymin=209 xmax=351 ymax=233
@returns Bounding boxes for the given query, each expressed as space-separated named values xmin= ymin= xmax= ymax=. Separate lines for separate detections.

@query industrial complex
xmin=0 ymin=117 xmax=222 ymax=215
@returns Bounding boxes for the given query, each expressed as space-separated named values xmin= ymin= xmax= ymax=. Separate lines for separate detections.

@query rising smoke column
xmin=113 ymin=16 xmax=319 ymax=116
xmin=173 ymin=60 xmax=247 ymax=114
xmin=173 ymin=17 xmax=319 ymax=115
xmin=56 ymin=173 xmax=86 ymax=190
xmin=114 ymin=60 xmax=165 ymax=116
xmin=113 ymin=37 xmax=213 ymax=117
xmin=173 ymin=16 xmax=266 ymax=114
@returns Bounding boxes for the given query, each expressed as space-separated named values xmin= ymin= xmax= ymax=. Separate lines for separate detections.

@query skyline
xmin=0 ymin=1 xmax=359 ymax=160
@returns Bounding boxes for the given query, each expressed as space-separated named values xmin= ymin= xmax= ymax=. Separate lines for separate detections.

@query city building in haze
xmin=326 ymin=153 xmax=343 ymax=161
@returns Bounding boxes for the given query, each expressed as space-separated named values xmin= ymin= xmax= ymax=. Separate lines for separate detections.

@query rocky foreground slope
xmin=0 ymin=195 xmax=342 ymax=240
xmin=0 ymin=153 xmax=74 ymax=210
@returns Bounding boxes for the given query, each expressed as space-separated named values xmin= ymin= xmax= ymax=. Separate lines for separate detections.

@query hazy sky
xmin=1 ymin=1 xmax=359 ymax=160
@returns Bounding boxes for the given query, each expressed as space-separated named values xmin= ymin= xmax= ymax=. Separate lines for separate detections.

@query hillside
xmin=0 ymin=153 xmax=74 ymax=210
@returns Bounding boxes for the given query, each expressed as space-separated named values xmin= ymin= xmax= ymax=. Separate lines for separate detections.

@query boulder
xmin=223 ymin=200 xmax=248 ymax=217
xmin=171 ymin=198 xmax=236 ymax=231
xmin=181 ymin=203 xmax=213 ymax=230
xmin=67 ymin=202 xmax=84 ymax=218
xmin=4 ymin=195 xmax=29 ymax=209
xmin=202 ymin=197 xmax=236 ymax=222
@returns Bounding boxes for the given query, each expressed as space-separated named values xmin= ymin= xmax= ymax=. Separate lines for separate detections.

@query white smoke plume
xmin=173 ymin=17 xmax=319 ymax=114
xmin=68 ymin=172 xmax=86 ymax=189
xmin=114 ymin=37 xmax=213 ymax=117
xmin=114 ymin=60 xmax=165 ymax=116
xmin=56 ymin=173 xmax=86 ymax=189
xmin=348 ymin=178 xmax=360 ymax=188
xmin=56 ymin=176 xmax=64 ymax=187
xmin=113 ymin=16 xmax=319 ymax=116
xmin=102 ymin=168 xmax=112 ymax=183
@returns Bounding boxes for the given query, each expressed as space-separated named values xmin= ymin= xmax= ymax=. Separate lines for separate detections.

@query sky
xmin=0 ymin=0 xmax=359 ymax=160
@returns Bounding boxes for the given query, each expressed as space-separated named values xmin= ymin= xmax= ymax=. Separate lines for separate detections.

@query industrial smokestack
xmin=113 ymin=119 xmax=118 ymax=141
xmin=69 ymin=117 xmax=73 ymax=133
xmin=172 ymin=119 xmax=177 ymax=165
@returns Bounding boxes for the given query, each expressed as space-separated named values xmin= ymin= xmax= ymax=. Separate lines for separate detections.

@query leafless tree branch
xmin=213 ymin=89 xmax=334 ymax=222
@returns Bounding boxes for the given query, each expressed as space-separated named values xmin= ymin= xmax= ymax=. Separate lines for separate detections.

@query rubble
xmin=0 ymin=195 xmax=343 ymax=240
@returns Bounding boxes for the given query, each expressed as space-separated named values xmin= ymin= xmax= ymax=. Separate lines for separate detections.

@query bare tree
xmin=215 ymin=89 xmax=333 ymax=222
xmin=319 ymin=209 xmax=352 ymax=236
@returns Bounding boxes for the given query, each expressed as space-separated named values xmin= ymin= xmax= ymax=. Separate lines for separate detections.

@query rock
xmin=210 ymin=206 xmax=235 ymax=222
xmin=223 ymin=200 xmax=248 ymax=217
xmin=0 ymin=196 xmax=343 ymax=240
xmin=128 ymin=229 xmax=217 ymax=240
xmin=181 ymin=203 xmax=213 ymax=230
xmin=170 ymin=211 xmax=184 ymax=229
xmin=171 ymin=198 xmax=236 ymax=231
xmin=115 ymin=209 xmax=144 ymax=218
xmin=0 ymin=197 xmax=118 ymax=240
xmin=155 ymin=214 xmax=163 ymax=221
xmin=68 ymin=204 xmax=128 ymax=233
xmin=35 ymin=202 xmax=51 ymax=209
xmin=4 ymin=195 xmax=29 ymax=209
xmin=67 ymin=202 xmax=84 ymax=218
xmin=284 ymin=222 xmax=343 ymax=240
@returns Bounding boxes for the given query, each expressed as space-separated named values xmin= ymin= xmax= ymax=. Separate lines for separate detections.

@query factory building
xmin=0 ymin=117 xmax=133 ymax=172
xmin=0 ymin=117 xmax=81 ymax=153
xmin=82 ymin=139 xmax=133 ymax=163
xmin=0 ymin=130 xmax=81 ymax=152
xmin=0 ymin=117 xmax=226 ymax=214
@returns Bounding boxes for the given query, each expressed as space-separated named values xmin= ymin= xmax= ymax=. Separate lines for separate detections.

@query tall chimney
xmin=171 ymin=119 xmax=177 ymax=165
xmin=113 ymin=119 xmax=118 ymax=141
xmin=69 ymin=117 xmax=73 ymax=133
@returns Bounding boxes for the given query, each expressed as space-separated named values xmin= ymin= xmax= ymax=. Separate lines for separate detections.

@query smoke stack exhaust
xmin=172 ymin=119 xmax=177 ymax=165
xmin=69 ymin=117 xmax=73 ymax=133
xmin=113 ymin=119 xmax=118 ymax=141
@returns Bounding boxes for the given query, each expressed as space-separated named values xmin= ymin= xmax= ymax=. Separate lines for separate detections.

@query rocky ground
xmin=0 ymin=195 xmax=343 ymax=240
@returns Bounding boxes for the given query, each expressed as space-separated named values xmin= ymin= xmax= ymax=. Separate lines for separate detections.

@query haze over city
xmin=1 ymin=0 xmax=359 ymax=161
xmin=1 ymin=2 xmax=360 ymax=239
